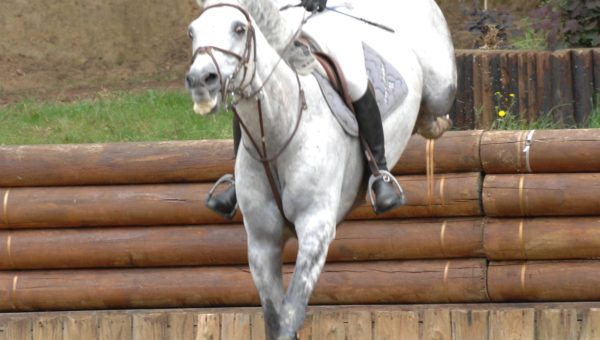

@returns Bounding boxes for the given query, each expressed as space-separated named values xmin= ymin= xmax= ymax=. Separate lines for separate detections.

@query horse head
xmin=186 ymin=0 xmax=302 ymax=115
xmin=186 ymin=3 xmax=259 ymax=115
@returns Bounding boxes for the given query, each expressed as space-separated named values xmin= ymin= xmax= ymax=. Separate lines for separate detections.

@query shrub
xmin=530 ymin=0 xmax=600 ymax=49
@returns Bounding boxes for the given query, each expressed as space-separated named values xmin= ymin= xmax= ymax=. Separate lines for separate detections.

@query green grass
xmin=511 ymin=18 xmax=547 ymax=50
xmin=491 ymin=112 xmax=561 ymax=130
xmin=1 ymin=89 xmax=599 ymax=146
xmin=0 ymin=90 xmax=233 ymax=145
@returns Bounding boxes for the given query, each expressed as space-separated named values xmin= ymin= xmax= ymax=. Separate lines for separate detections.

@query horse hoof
xmin=417 ymin=116 xmax=453 ymax=139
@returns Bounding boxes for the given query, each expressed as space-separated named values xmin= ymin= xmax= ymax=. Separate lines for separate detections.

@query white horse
xmin=186 ymin=0 xmax=455 ymax=338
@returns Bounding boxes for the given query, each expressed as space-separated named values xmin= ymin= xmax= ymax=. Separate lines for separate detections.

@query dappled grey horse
xmin=186 ymin=0 xmax=456 ymax=338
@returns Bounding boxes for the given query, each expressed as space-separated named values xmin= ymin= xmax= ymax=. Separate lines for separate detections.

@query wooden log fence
xmin=2 ymin=304 xmax=600 ymax=340
xmin=0 ymin=129 xmax=598 ymax=316
xmin=453 ymin=48 xmax=600 ymax=128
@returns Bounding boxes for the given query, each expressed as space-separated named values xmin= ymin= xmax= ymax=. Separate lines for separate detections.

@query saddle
xmin=296 ymin=40 xmax=409 ymax=137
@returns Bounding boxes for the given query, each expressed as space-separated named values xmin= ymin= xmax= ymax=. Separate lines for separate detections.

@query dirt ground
xmin=0 ymin=0 xmax=538 ymax=106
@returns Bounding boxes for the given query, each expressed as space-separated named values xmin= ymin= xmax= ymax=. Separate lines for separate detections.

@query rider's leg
xmin=323 ymin=35 xmax=406 ymax=214
xmin=205 ymin=115 xmax=241 ymax=218
xmin=352 ymin=85 xmax=406 ymax=213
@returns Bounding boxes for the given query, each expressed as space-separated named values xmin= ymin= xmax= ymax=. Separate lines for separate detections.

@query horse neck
xmin=236 ymin=43 xmax=302 ymax=156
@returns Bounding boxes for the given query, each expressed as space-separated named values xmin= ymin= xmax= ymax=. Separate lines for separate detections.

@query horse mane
xmin=198 ymin=0 xmax=318 ymax=74
xmin=199 ymin=0 xmax=293 ymax=53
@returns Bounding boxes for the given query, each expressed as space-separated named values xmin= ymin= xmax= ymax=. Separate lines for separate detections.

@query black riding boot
xmin=205 ymin=116 xmax=241 ymax=219
xmin=353 ymin=87 xmax=406 ymax=214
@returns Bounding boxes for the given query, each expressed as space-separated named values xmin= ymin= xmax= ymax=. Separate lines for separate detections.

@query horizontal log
xmin=0 ymin=131 xmax=481 ymax=188
xmin=0 ymin=140 xmax=235 ymax=187
xmin=392 ymin=131 xmax=483 ymax=174
xmin=313 ymin=218 xmax=484 ymax=262
xmin=481 ymin=129 xmax=600 ymax=173
xmin=0 ymin=184 xmax=230 ymax=228
xmin=0 ymin=174 xmax=482 ymax=229
xmin=0 ymin=259 xmax=488 ymax=311
xmin=348 ymin=173 xmax=483 ymax=220
xmin=484 ymin=217 xmax=600 ymax=260
xmin=0 ymin=218 xmax=484 ymax=270
xmin=483 ymin=174 xmax=600 ymax=217
xmin=1 ymin=129 xmax=598 ymax=188
xmin=488 ymin=260 xmax=600 ymax=302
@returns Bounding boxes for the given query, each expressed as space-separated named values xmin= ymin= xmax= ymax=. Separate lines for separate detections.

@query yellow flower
xmin=509 ymin=93 xmax=516 ymax=98
xmin=498 ymin=110 xmax=507 ymax=118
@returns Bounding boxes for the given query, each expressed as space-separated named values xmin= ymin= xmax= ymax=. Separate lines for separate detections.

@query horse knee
xmin=415 ymin=106 xmax=453 ymax=139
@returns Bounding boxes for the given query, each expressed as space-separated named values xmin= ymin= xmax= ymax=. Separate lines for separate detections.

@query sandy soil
xmin=0 ymin=0 xmax=536 ymax=106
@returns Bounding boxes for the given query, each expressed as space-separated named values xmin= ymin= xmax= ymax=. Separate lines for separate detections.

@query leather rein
xmin=192 ymin=3 xmax=306 ymax=225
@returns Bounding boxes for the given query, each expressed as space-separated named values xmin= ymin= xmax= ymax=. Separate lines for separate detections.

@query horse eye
xmin=188 ymin=28 xmax=194 ymax=39
xmin=234 ymin=23 xmax=246 ymax=35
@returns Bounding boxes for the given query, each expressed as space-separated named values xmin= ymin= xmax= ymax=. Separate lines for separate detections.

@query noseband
xmin=191 ymin=3 xmax=307 ymax=225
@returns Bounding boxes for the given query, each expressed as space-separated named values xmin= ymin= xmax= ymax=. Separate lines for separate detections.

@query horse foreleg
xmin=246 ymin=219 xmax=287 ymax=340
xmin=278 ymin=215 xmax=336 ymax=338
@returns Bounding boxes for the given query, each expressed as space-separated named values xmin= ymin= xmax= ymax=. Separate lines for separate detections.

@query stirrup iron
xmin=367 ymin=170 xmax=404 ymax=212
xmin=205 ymin=174 xmax=238 ymax=219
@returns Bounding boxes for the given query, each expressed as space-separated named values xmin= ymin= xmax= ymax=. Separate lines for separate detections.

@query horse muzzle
xmin=185 ymin=69 xmax=221 ymax=115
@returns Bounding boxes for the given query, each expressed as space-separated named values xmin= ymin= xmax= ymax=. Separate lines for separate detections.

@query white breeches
xmin=278 ymin=1 xmax=369 ymax=101
xmin=301 ymin=13 xmax=368 ymax=100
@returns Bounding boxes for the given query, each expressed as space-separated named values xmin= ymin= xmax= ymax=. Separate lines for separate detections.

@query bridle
xmin=191 ymin=3 xmax=257 ymax=100
xmin=192 ymin=3 xmax=307 ymax=224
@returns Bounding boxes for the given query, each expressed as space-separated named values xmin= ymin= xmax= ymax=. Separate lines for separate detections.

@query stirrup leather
xmin=205 ymin=174 xmax=238 ymax=218
xmin=367 ymin=170 xmax=404 ymax=212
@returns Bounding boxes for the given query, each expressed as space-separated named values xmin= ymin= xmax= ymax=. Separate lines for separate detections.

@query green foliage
xmin=491 ymin=111 xmax=563 ymax=130
xmin=0 ymin=90 xmax=233 ymax=145
xmin=511 ymin=19 xmax=548 ymax=50
xmin=588 ymin=95 xmax=600 ymax=128
xmin=490 ymin=91 xmax=562 ymax=130
xmin=531 ymin=0 xmax=600 ymax=48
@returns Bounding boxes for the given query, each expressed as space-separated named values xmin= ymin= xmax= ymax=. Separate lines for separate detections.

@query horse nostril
xmin=204 ymin=73 xmax=218 ymax=85
xmin=185 ymin=73 xmax=195 ymax=88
